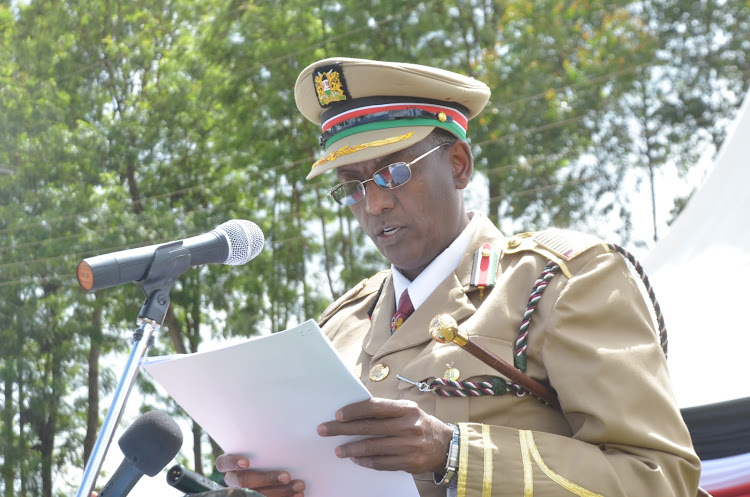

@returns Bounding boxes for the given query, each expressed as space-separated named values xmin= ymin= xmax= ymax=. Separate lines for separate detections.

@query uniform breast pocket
xmin=397 ymin=336 xmax=516 ymax=422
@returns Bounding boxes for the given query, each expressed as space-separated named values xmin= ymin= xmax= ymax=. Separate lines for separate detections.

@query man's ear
xmin=449 ymin=140 xmax=474 ymax=190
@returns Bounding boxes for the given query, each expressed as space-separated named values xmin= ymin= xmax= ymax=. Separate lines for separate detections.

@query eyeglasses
xmin=327 ymin=143 xmax=450 ymax=206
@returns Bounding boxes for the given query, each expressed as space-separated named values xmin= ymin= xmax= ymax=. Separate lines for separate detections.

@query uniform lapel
xmin=362 ymin=272 xmax=396 ymax=356
xmin=363 ymin=213 xmax=507 ymax=361
xmin=371 ymin=273 xmax=476 ymax=361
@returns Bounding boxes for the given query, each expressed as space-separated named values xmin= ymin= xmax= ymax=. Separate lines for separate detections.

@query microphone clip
xmin=137 ymin=241 xmax=191 ymax=324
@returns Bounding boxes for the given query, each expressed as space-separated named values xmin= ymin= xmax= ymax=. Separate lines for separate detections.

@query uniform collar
xmin=391 ymin=210 xmax=481 ymax=311
xmin=363 ymin=211 xmax=502 ymax=359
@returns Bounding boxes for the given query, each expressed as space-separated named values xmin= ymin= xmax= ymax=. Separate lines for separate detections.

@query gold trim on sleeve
xmin=457 ymin=423 xmax=469 ymax=497
xmin=520 ymin=430 xmax=534 ymax=497
xmin=520 ymin=430 xmax=604 ymax=497
xmin=481 ymin=425 xmax=493 ymax=497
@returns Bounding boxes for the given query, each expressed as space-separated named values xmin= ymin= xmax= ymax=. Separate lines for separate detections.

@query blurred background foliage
xmin=0 ymin=0 xmax=748 ymax=495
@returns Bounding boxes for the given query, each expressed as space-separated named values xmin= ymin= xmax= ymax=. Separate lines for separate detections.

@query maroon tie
xmin=391 ymin=289 xmax=414 ymax=333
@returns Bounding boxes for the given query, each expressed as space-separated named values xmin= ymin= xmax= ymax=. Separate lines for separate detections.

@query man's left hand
xmin=317 ymin=398 xmax=454 ymax=474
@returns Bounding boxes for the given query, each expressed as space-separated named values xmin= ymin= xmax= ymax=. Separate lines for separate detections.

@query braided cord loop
xmin=608 ymin=243 xmax=668 ymax=357
xmin=514 ymin=261 xmax=561 ymax=375
xmin=424 ymin=244 xmax=666 ymax=402
xmin=421 ymin=262 xmax=561 ymax=400
xmin=427 ymin=376 xmax=523 ymax=397
xmin=417 ymin=260 xmax=560 ymax=400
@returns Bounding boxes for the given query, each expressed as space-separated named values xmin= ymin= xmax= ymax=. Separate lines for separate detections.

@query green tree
xmin=0 ymin=0 xmax=101 ymax=492
xmin=616 ymin=0 xmax=750 ymax=242
xmin=0 ymin=1 xmax=748 ymax=495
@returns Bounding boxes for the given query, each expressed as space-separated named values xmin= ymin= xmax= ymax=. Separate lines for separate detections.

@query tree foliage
xmin=0 ymin=1 xmax=747 ymax=495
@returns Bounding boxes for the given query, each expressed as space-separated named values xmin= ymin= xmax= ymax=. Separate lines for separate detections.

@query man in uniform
xmin=217 ymin=57 xmax=701 ymax=497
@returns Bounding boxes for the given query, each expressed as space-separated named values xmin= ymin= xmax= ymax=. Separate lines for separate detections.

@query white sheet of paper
xmin=143 ymin=319 xmax=418 ymax=497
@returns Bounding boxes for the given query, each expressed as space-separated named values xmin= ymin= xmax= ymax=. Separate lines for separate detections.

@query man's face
xmin=334 ymin=138 xmax=471 ymax=280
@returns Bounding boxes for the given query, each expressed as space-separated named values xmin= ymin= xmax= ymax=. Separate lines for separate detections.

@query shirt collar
xmin=392 ymin=210 xmax=481 ymax=310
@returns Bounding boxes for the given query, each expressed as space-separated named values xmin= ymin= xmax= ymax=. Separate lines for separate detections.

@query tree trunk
xmin=3 ymin=366 xmax=15 ymax=497
xmin=314 ymin=188 xmax=336 ymax=300
xmin=83 ymin=306 xmax=103 ymax=465
xmin=165 ymin=306 xmax=188 ymax=355
xmin=39 ymin=352 xmax=62 ymax=497
xmin=192 ymin=419 xmax=203 ymax=475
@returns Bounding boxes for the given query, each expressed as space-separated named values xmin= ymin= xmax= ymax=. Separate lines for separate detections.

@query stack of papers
xmin=143 ymin=319 xmax=418 ymax=497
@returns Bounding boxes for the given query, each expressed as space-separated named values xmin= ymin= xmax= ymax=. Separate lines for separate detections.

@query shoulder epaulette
xmin=318 ymin=270 xmax=389 ymax=325
xmin=533 ymin=228 xmax=607 ymax=261
xmin=504 ymin=228 xmax=609 ymax=278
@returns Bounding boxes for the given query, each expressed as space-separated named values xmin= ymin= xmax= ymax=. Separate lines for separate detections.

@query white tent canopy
xmin=645 ymin=89 xmax=750 ymax=409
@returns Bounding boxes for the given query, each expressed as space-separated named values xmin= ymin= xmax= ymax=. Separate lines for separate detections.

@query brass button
xmin=369 ymin=363 xmax=390 ymax=382
xmin=507 ymin=237 xmax=521 ymax=249
xmin=443 ymin=367 xmax=460 ymax=381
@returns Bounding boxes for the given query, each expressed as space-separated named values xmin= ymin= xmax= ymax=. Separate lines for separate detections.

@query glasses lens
xmin=331 ymin=181 xmax=365 ymax=205
xmin=374 ymin=162 xmax=410 ymax=189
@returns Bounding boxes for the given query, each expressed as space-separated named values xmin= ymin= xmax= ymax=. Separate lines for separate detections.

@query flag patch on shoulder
xmin=533 ymin=228 xmax=604 ymax=261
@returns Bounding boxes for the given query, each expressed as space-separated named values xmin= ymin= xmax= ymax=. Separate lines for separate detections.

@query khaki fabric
xmin=320 ymin=212 xmax=700 ymax=497
xmin=294 ymin=57 xmax=491 ymax=178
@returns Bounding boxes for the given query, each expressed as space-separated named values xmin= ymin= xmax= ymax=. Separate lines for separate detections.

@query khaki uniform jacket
xmin=319 ymin=213 xmax=701 ymax=497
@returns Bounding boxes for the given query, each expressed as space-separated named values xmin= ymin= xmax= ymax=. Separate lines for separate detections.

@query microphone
xmin=76 ymin=220 xmax=264 ymax=292
xmin=166 ymin=463 xmax=225 ymax=494
xmin=98 ymin=410 xmax=183 ymax=497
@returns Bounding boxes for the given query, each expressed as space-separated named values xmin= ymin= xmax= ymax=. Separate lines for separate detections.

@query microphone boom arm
xmin=76 ymin=243 xmax=191 ymax=497
xmin=75 ymin=320 xmax=159 ymax=497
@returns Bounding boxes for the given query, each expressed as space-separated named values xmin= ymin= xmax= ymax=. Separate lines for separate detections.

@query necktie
xmin=391 ymin=289 xmax=414 ymax=333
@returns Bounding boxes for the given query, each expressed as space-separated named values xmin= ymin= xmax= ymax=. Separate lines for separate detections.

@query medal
xmin=443 ymin=365 xmax=460 ymax=381
xmin=369 ymin=363 xmax=390 ymax=382
xmin=470 ymin=243 xmax=499 ymax=300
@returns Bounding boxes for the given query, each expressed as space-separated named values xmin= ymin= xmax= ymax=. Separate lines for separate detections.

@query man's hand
xmin=317 ymin=397 xmax=454 ymax=474
xmin=215 ymin=454 xmax=305 ymax=497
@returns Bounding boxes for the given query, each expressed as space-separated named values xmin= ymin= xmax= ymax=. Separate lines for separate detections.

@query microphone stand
xmin=76 ymin=242 xmax=192 ymax=497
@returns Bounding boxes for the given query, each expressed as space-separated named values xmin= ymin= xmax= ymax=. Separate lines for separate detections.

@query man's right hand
xmin=215 ymin=454 xmax=305 ymax=497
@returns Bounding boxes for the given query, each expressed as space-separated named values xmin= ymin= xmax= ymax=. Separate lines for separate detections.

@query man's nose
xmin=364 ymin=182 xmax=394 ymax=215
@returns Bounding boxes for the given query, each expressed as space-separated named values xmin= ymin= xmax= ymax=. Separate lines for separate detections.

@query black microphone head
xmin=215 ymin=219 xmax=264 ymax=265
xmin=118 ymin=410 xmax=183 ymax=477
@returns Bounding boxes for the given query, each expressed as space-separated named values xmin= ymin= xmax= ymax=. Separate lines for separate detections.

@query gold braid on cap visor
xmin=312 ymin=103 xmax=469 ymax=171
xmin=312 ymin=132 xmax=415 ymax=169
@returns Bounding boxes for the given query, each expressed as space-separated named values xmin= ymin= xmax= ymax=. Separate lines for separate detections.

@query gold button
xmin=443 ymin=367 xmax=460 ymax=381
xmin=369 ymin=363 xmax=390 ymax=382
xmin=438 ymin=111 xmax=447 ymax=122
xmin=507 ymin=237 xmax=521 ymax=249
